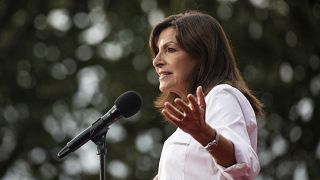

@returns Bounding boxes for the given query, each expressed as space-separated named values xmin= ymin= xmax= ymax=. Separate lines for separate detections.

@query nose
xmin=152 ymin=53 xmax=165 ymax=68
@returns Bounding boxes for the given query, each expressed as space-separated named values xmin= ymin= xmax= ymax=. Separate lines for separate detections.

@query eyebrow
xmin=157 ymin=41 xmax=178 ymax=49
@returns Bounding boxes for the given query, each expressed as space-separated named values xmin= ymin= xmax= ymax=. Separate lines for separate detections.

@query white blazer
xmin=157 ymin=84 xmax=260 ymax=180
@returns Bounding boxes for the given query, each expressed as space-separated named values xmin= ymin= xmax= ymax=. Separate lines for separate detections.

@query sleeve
xmin=205 ymin=87 xmax=260 ymax=179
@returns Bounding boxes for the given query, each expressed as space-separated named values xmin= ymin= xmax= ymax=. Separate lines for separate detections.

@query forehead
xmin=157 ymin=27 xmax=177 ymax=47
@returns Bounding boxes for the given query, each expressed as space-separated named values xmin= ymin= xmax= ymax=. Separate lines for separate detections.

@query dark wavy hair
xmin=149 ymin=11 xmax=264 ymax=117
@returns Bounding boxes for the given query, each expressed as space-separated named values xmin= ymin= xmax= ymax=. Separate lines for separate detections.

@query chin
xmin=159 ymin=87 xmax=167 ymax=93
xmin=159 ymin=85 xmax=170 ymax=93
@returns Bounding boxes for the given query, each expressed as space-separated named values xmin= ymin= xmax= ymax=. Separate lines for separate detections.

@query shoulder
xmin=205 ymin=84 xmax=255 ymax=119
xmin=206 ymin=84 xmax=244 ymax=101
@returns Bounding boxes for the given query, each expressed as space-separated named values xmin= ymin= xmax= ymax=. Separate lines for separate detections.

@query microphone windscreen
xmin=115 ymin=91 xmax=142 ymax=118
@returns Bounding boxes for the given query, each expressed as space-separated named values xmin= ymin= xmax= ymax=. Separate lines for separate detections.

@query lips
xmin=158 ymin=71 xmax=172 ymax=79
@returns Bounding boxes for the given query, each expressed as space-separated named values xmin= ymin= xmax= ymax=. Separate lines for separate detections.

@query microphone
xmin=57 ymin=91 xmax=142 ymax=158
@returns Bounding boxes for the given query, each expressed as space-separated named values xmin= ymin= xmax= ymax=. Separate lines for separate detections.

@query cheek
xmin=176 ymin=66 xmax=196 ymax=85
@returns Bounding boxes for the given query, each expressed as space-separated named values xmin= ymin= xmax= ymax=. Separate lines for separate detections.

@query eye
xmin=154 ymin=48 xmax=159 ymax=56
xmin=167 ymin=47 xmax=176 ymax=53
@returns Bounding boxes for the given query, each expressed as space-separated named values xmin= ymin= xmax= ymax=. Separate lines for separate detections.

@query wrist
xmin=204 ymin=130 xmax=219 ymax=152
xmin=193 ymin=125 xmax=216 ymax=146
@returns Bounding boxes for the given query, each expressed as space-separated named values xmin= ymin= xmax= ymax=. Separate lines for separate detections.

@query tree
xmin=0 ymin=0 xmax=319 ymax=179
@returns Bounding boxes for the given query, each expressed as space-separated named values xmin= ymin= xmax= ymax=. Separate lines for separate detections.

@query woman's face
xmin=153 ymin=27 xmax=198 ymax=97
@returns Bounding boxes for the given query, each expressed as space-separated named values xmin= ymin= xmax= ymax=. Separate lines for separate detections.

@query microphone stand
xmin=92 ymin=128 xmax=109 ymax=180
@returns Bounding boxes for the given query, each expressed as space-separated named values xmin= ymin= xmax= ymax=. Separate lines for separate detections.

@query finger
xmin=174 ymin=98 xmax=192 ymax=116
xmin=197 ymin=86 xmax=206 ymax=109
xmin=187 ymin=94 xmax=200 ymax=114
xmin=164 ymin=102 xmax=184 ymax=119
xmin=161 ymin=109 xmax=182 ymax=127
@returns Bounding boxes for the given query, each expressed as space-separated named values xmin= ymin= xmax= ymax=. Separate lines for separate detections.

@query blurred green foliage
xmin=0 ymin=0 xmax=319 ymax=179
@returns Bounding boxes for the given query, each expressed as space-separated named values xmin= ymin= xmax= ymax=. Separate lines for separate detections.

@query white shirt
xmin=157 ymin=84 xmax=260 ymax=180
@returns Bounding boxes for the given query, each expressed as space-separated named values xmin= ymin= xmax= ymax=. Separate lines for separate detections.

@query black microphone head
xmin=115 ymin=91 xmax=142 ymax=118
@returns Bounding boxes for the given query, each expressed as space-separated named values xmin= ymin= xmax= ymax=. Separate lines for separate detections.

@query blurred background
xmin=0 ymin=0 xmax=319 ymax=179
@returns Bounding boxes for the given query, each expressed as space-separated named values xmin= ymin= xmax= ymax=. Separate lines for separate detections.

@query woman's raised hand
xmin=161 ymin=86 xmax=214 ymax=144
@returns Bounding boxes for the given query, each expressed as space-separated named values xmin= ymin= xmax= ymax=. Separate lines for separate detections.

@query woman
xmin=150 ymin=11 xmax=263 ymax=180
